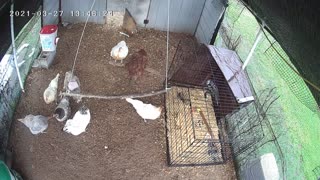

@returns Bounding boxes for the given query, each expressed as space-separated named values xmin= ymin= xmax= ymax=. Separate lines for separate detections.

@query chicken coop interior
xmin=0 ymin=0 xmax=276 ymax=179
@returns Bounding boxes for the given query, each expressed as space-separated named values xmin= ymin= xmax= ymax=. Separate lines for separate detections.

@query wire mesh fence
xmin=313 ymin=166 xmax=320 ymax=180
xmin=165 ymin=41 xmax=249 ymax=166
xmin=168 ymin=42 xmax=214 ymax=88
xmin=264 ymin=42 xmax=320 ymax=113
xmin=214 ymin=0 xmax=320 ymax=178
xmin=225 ymin=102 xmax=264 ymax=157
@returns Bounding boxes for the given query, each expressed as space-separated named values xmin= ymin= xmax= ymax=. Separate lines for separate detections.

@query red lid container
xmin=40 ymin=25 xmax=58 ymax=34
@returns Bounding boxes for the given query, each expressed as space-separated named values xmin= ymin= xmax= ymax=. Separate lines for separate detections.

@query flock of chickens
xmin=17 ymin=40 xmax=162 ymax=136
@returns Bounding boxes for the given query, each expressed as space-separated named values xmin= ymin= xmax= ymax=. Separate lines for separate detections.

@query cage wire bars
xmin=165 ymin=41 xmax=244 ymax=166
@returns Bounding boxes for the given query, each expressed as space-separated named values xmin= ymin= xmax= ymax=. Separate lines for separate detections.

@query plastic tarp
xmin=207 ymin=45 xmax=254 ymax=103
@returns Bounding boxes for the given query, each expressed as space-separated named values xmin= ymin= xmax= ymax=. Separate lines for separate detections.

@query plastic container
xmin=0 ymin=161 xmax=22 ymax=180
xmin=40 ymin=25 xmax=58 ymax=52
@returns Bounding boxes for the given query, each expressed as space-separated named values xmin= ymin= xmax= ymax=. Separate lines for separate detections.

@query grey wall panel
xmin=107 ymin=0 xmax=150 ymax=27
xmin=127 ymin=0 xmax=150 ymax=27
xmin=43 ymin=0 xmax=59 ymax=25
xmin=61 ymin=0 xmax=106 ymax=24
xmin=60 ymin=0 xmax=207 ymax=34
xmin=195 ymin=0 xmax=225 ymax=44
xmin=146 ymin=0 xmax=205 ymax=34
xmin=107 ymin=0 xmax=130 ymax=11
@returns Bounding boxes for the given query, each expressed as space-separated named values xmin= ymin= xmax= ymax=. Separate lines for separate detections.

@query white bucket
xmin=40 ymin=25 xmax=58 ymax=52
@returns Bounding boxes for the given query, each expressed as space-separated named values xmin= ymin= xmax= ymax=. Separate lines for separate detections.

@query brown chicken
xmin=125 ymin=49 xmax=148 ymax=81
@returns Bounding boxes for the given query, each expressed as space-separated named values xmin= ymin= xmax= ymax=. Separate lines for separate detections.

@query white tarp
xmin=207 ymin=45 xmax=254 ymax=103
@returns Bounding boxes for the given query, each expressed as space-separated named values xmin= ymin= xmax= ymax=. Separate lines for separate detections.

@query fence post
xmin=242 ymin=27 xmax=263 ymax=70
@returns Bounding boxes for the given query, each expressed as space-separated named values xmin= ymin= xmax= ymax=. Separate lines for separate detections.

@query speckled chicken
xmin=125 ymin=49 xmax=148 ymax=81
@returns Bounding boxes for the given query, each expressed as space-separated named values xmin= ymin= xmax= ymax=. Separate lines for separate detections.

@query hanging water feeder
xmin=54 ymin=97 xmax=71 ymax=122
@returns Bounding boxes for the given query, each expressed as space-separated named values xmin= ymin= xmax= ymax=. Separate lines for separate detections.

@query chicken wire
xmin=168 ymin=42 xmax=241 ymax=119
xmin=217 ymin=0 xmax=319 ymax=114
xmin=165 ymin=42 xmax=245 ymax=166
xmin=168 ymin=42 xmax=214 ymax=88
xmin=264 ymin=42 xmax=320 ymax=113
xmin=224 ymin=102 xmax=264 ymax=157
xmin=214 ymin=1 xmax=319 ymax=178
xmin=313 ymin=166 xmax=320 ymax=180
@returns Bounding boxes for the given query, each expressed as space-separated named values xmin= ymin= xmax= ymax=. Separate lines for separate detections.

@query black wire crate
xmin=165 ymin=86 xmax=233 ymax=166
xmin=168 ymin=41 xmax=215 ymax=88
xmin=164 ymin=40 xmax=248 ymax=166
xmin=167 ymin=41 xmax=240 ymax=120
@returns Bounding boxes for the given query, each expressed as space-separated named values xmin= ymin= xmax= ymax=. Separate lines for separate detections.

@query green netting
xmin=215 ymin=0 xmax=320 ymax=179
xmin=241 ymin=0 xmax=320 ymax=105
xmin=264 ymin=42 xmax=319 ymax=113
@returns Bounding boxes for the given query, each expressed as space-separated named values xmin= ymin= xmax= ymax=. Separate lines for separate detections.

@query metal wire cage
xmin=165 ymin=41 xmax=240 ymax=166
xmin=166 ymin=86 xmax=232 ymax=165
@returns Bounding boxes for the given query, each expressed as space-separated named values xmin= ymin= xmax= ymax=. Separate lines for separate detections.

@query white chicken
xmin=17 ymin=115 xmax=50 ymax=135
xmin=43 ymin=73 xmax=60 ymax=104
xmin=63 ymin=106 xmax=91 ymax=136
xmin=126 ymin=98 xmax=162 ymax=122
xmin=110 ymin=41 xmax=129 ymax=64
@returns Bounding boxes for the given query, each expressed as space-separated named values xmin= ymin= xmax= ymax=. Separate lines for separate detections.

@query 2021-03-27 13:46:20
xmin=9 ymin=10 xmax=114 ymax=17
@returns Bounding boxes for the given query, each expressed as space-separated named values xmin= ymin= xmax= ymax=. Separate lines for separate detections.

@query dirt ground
xmin=8 ymin=24 xmax=236 ymax=180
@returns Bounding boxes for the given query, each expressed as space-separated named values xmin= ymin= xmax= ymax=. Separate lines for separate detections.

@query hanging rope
xmin=165 ymin=0 xmax=170 ymax=91
xmin=70 ymin=0 xmax=96 ymax=77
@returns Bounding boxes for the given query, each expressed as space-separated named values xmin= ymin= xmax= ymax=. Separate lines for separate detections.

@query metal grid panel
xmin=165 ymin=41 xmax=241 ymax=166
xmin=168 ymin=42 xmax=239 ymax=119
xmin=169 ymin=42 xmax=214 ymax=88
xmin=166 ymin=86 xmax=232 ymax=166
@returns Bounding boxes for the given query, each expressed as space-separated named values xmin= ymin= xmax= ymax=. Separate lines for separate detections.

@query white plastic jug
xmin=40 ymin=25 xmax=59 ymax=52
